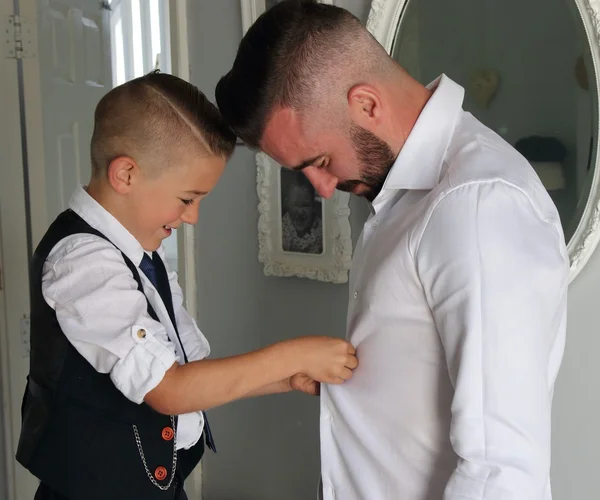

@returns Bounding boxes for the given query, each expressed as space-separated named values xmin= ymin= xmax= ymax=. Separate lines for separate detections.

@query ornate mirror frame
xmin=367 ymin=0 xmax=600 ymax=282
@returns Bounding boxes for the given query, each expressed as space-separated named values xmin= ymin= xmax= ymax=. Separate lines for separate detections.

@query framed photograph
xmin=241 ymin=0 xmax=335 ymax=35
xmin=256 ymin=153 xmax=352 ymax=283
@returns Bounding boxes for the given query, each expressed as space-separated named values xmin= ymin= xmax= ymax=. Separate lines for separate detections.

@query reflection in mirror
xmin=392 ymin=0 xmax=598 ymax=241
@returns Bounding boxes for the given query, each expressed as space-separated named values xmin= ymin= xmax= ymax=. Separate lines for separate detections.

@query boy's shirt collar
xmin=69 ymin=186 xmax=149 ymax=266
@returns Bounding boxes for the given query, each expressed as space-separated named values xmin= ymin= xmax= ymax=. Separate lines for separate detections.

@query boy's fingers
xmin=338 ymin=367 xmax=353 ymax=380
xmin=346 ymin=355 xmax=358 ymax=369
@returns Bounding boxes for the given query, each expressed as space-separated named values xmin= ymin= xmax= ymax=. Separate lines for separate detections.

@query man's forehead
xmin=261 ymin=107 xmax=309 ymax=166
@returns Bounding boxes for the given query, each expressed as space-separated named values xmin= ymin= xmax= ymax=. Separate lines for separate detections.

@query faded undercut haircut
xmin=215 ymin=0 xmax=388 ymax=149
xmin=91 ymin=71 xmax=236 ymax=177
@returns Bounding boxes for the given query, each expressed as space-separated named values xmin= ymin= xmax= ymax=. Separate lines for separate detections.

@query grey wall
xmin=189 ymin=1 xmax=600 ymax=499
xmin=0 ymin=374 xmax=6 ymax=500
xmin=188 ymin=2 xmax=370 ymax=499
xmin=552 ymin=256 xmax=600 ymax=500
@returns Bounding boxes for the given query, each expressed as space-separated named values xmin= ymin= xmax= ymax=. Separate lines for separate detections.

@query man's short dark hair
xmin=215 ymin=0 xmax=361 ymax=148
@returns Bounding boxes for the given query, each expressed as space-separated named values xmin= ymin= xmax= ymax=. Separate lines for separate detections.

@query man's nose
xmin=302 ymin=166 xmax=338 ymax=199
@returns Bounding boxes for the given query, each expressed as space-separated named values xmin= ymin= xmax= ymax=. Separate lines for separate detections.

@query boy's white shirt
xmin=41 ymin=186 xmax=209 ymax=450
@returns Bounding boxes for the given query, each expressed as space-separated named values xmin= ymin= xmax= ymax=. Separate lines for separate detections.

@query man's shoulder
xmin=433 ymin=114 xmax=557 ymax=220
xmin=444 ymin=115 xmax=528 ymax=186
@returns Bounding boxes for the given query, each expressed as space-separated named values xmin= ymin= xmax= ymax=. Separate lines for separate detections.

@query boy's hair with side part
xmin=91 ymin=71 xmax=236 ymax=177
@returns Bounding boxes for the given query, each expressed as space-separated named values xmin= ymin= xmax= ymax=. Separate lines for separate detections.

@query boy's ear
xmin=107 ymin=156 xmax=140 ymax=194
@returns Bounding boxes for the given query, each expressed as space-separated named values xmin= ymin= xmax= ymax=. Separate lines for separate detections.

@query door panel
xmin=32 ymin=0 xmax=112 ymax=240
xmin=1 ymin=1 xmax=112 ymax=499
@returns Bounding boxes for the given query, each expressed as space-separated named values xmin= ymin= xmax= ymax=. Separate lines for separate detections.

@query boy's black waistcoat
xmin=16 ymin=209 xmax=205 ymax=499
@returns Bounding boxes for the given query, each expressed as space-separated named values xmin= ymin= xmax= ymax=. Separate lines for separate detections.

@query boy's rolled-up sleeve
xmin=42 ymin=234 xmax=178 ymax=404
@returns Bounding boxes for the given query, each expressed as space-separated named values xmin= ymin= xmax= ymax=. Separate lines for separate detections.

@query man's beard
xmin=336 ymin=124 xmax=397 ymax=202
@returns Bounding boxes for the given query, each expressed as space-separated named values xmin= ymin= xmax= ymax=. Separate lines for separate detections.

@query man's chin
xmin=337 ymin=181 xmax=379 ymax=201
xmin=364 ymin=190 xmax=378 ymax=203
xmin=336 ymin=181 xmax=367 ymax=196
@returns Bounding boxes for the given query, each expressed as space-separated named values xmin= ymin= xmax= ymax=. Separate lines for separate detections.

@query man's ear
xmin=107 ymin=156 xmax=140 ymax=194
xmin=347 ymin=84 xmax=383 ymax=128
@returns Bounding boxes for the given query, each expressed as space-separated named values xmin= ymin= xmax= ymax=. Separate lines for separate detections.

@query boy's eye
xmin=180 ymin=198 xmax=194 ymax=206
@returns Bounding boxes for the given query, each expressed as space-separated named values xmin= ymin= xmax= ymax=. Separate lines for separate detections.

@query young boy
xmin=16 ymin=72 xmax=358 ymax=500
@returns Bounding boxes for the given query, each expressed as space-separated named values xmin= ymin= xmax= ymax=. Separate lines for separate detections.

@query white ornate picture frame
xmin=241 ymin=0 xmax=335 ymax=35
xmin=256 ymin=153 xmax=352 ymax=284
xmin=367 ymin=0 xmax=600 ymax=283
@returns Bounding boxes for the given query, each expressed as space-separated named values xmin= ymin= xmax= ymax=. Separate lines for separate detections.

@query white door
xmin=24 ymin=0 xmax=112 ymax=246
xmin=1 ymin=1 xmax=112 ymax=499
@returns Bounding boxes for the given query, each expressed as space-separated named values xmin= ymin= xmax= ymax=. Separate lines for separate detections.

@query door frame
xmin=0 ymin=2 xmax=37 ymax=499
xmin=0 ymin=54 xmax=25 ymax=500
xmin=170 ymin=0 xmax=198 ymax=317
xmin=19 ymin=0 xmax=47 ymax=250
xmin=169 ymin=1 xmax=204 ymax=497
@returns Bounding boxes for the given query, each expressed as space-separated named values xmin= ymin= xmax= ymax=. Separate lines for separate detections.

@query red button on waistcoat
xmin=154 ymin=466 xmax=168 ymax=481
xmin=162 ymin=427 xmax=174 ymax=441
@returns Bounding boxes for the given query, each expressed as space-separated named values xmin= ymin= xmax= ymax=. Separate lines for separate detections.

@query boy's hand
xmin=287 ymin=336 xmax=358 ymax=385
xmin=290 ymin=373 xmax=320 ymax=396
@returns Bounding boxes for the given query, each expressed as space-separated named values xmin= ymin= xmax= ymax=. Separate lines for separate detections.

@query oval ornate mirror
xmin=367 ymin=0 xmax=600 ymax=282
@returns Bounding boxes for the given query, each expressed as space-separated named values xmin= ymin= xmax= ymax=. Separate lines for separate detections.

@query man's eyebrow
xmin=291 ymin=156 xmax=323 ymax=171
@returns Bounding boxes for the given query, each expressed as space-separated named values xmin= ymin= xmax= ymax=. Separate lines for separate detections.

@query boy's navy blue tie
xmin=139 ymin=252 xmax=216 ymax=453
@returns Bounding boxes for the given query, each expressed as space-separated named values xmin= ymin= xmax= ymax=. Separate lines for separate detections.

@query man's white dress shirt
xmin=320 ymin=75 xmax=569 ymax=500
xmin=42 ymin=186 xmax=210 ymax=449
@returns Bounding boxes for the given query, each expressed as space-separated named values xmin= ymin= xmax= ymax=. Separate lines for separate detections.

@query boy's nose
xmin=302 ymin=167 xmax=338 ymax=199
xmin=181 ymin=203 xmax=199 ymax=225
